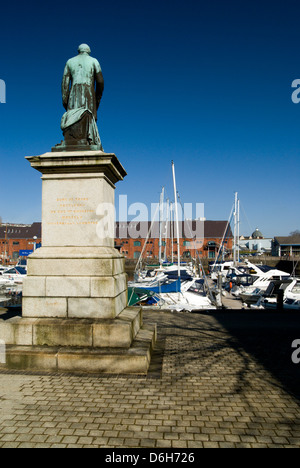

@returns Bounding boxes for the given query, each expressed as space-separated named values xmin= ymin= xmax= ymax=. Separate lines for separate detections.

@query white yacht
xmin=265 ymin=278 xmax=300 ymax=310
xmin=210 ymin=261 xmax=234 ymax=281
xmin=231 ymin=264 xmax=290 ymax=300
xmin=142 ymin=277 xmax=217 ymax=311
xmin=1 ymin=266 xmax=27 ymax=284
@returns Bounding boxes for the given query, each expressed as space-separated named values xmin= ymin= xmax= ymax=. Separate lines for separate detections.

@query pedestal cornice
xmin=26 ymin=151 xmax=127 ymax=186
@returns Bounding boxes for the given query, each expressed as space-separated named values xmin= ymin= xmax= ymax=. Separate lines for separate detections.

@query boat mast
xmin=164 ymin=198 xmax=170 ymax=262
xmin=233 ymin=192 xmax=238 ymax=265
xmin=237 ymin=197 xmax=240 ymax=263
xmin=170 ymin=202 xmax=174 ymax=264
xmin=159 ymin=186 xmax=164 ymax=267
xmin=172 ymin=161 xmax=181 ymax=286
xmin=4 ymin=223 xmax=8 ymax=266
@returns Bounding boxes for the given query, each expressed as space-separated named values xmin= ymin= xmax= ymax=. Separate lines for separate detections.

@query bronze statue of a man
xmin=60 ymin=44 xmax=104 ymax=149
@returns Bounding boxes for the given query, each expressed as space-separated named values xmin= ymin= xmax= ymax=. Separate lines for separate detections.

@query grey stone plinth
xmin=24 ymin=246 xmax=125 ymax=277
xmin=21 ymin=152 xmax=128 ymax=323
xmin=1 ymin=150 xmax=157 ymax=375
xmin=0 ymin=325 xmax=156 ymax=375
xmin=22 ymin=247 xmax=128 ymax=319
xmin=0 ymin=308 xmax=157 ymax=374
xmin=25 ymin=151 xmax=126 ymax=249
xmin=0 ymin=308 xmax=143 ymax=349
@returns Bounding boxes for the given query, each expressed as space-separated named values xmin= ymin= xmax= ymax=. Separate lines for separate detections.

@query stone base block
xmin=0 ymin=325 xmax=156 ymax=375
xmin=25 ymin=246 xmax=125 ymax=277
xmin=0 ymin=308 xmax=142 ymax=349
xmin=13 ymin=150 xmax=157 ymax=374
xmin=22 ymin=247 xmax=128 ymax=320
xmin=22 ymin=291 xmax=127 ymax=319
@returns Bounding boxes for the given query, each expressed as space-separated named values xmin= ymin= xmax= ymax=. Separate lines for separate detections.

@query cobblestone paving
xmin=0 ymin=310 xmax=300 ymax=448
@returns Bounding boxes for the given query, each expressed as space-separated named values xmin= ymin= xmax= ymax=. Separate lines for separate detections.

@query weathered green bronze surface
xmin=53 ymin=44 xmax=104 ymax=151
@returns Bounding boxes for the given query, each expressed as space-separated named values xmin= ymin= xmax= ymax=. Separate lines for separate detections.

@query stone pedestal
xmin=0 ymin=150 xmax=156 ymax=374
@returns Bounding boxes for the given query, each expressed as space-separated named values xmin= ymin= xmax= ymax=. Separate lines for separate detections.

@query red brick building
xmin=0 ymin=220 xmax=233 ymax=264
xmin=115 ymin=220 xmax=233 ymax=260
xmin=0 ymin=223 xmax=42 ymax=265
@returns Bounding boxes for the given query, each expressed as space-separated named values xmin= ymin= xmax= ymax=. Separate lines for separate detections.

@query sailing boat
xmin=210 ymin=192 xmax=240 ymax=282
xmin=154 ymin=161 xmax=216 ymax=311
xmin=129 ymin=161 xmax=217 ymax=311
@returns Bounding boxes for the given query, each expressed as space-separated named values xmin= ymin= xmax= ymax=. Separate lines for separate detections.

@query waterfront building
xmin=115 ymin=220 xmax=233 ymax=260
xmin=239 ymin=228 xmax=272 ymax=254
xmin=0 ymin=220 xmax=233 ymax=263
xmin=0 ymin=223 xmax=41 ymax=264
xmin=272 ymin=235 xmax=300 ymax=257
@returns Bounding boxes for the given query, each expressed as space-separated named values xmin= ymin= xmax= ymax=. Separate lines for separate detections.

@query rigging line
xmin=158 ymin=162 xmax=176 ymax=204
xmin=239 ymin=200 xmax=253 ymax=235
xmin=128 ymin=287 xmax=135 ymax=306
xmin=135 ymin=202 xmax=160 ymax=274
xmin=162 ymin=198 xmax=170 ymax=261
xmin=292 ymin=260 xmax=299 ymax=277
xmin=212 ymin=204 xmax=234 ymax=272
xmin=176 ymin=192 xmax=214 ymax=302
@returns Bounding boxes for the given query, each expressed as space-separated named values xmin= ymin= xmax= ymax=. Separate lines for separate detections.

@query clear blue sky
xmin=1 ymin=0 xmax=300 ymax=238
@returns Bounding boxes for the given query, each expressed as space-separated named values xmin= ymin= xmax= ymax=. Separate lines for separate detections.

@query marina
xmin=1 ymin=256 xmax=299 ymax=313
xmin=1 ymin=1 xmax=300 ymax=451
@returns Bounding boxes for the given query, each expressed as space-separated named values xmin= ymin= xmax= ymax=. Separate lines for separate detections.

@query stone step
xmin=0 ymin=324 xmax=157 ymax=375
xmin=0 ymin=307 xmax=142 ymax=349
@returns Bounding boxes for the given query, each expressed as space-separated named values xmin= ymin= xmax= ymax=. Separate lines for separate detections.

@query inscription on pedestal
xmin=42 ymin=176 xmax=115 ymax=248
xmin=47 ymin=197 xmax=97 ymax=227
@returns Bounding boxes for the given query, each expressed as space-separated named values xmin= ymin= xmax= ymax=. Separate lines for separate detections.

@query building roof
xmin=204 ymin=221 xmax=232 ymax=238
xmin=274 ymin=235 xmax=300 ymax=246
xmin=0 ymin=220 xmax=232 ymax=241
xmin=0 ymin=222 xmax=41 ymax=239
xmin=116 ymin=220 xmax=232 ymax=239
xmin=252 ymin=228 xmax=263 ymax=239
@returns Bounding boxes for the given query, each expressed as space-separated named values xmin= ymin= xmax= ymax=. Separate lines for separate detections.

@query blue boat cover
xmin=137 ymin=279 xmax=181 ymax=294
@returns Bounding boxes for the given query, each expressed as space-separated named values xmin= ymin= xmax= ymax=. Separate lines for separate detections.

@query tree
xmin=290 ymin=230 xmax=300 ymax=237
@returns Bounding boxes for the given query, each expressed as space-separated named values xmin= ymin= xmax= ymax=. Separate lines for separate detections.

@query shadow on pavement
xmin=211 ymin=309 xmax=300 ymax=401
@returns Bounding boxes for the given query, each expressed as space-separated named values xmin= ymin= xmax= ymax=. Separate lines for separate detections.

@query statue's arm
xmin=94 ymin=60 xmax=104 ymax=109
xmin=62 ymin=63 xmax=71 ymax=111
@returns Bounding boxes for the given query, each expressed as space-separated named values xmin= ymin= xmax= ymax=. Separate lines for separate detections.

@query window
xmin=4 ymin=268 xmax=18 ymax=274
xmin=183 ymin=241 xmax=191 ymax=247
xmin=134 ymin=251 xmax=141 ymax=259
xmin=183 ymin=250 xmax=191 ymax=258
xmin=134 ymin=241 xmax=141 ymax=247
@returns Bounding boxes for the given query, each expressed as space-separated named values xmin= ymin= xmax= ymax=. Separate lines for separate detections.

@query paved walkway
xmin=0 ymin=309 xmax=300 ymax=448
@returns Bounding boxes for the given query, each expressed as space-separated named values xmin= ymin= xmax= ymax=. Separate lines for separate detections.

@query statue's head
xmin=78 ymin=44 xmax=91 ymax=55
